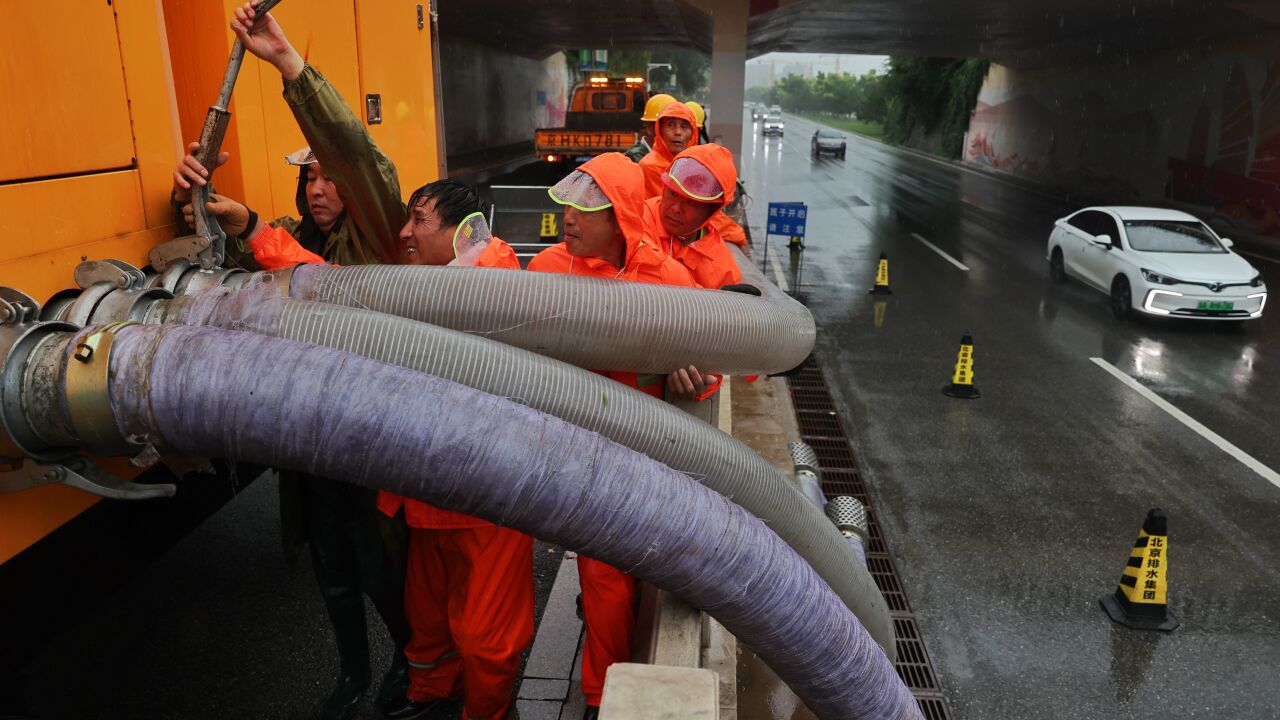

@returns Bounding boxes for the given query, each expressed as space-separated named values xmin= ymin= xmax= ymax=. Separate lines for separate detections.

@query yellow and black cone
xmin=1100 ymin=508 xmax=1180 ymax=632
xmin=869 ymin=252 xmax=892 ymax=295
xmin=941 ymin=333 xmax=980 ymax=399
xmin=540 ymin=212 xmax=559 ymax=239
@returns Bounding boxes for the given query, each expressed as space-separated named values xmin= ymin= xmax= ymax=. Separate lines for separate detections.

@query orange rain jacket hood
xmin=643 ymin=144 xmax=742 ymax=288
xmin=528 ymin=153 xmax=695 ymax=286
xmin=638 ymin=102 xmax=700 ymax=199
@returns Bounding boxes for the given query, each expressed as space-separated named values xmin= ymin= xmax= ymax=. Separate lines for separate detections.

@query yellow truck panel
xmin=0 ymin=0 xmax=136 ymax=183
xmin=0 ymin=0 xmax=443 ymax=565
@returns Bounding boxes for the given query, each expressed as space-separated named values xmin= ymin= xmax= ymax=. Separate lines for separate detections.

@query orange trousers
xmin=578 ymin=556 xmax=638 ymax=707
xmin=404 ymin=525 xmax=534 ymax=720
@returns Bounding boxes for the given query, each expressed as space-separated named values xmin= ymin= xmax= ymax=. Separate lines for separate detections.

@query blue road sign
xmin=766 ymin=202 xmax=807 ymax=239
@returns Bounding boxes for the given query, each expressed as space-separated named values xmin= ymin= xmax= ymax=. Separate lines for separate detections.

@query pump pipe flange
xmin=65 ymin=322 xmax=138 ymax=457
xmin=74 ymin=259 xmax=146 ymax=292
xmin=0 ymin=290 xmax=79 ymax=462
xmin=87 ymin=288 xmax=173 ymax=325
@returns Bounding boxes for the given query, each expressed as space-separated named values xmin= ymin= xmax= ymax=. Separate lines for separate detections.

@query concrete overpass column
xmin=708 ymin=0 xmax=748 ymax=167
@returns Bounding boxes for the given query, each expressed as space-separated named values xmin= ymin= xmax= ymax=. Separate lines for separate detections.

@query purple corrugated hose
xmin=102 ymin=324 xmax=920 ymax=720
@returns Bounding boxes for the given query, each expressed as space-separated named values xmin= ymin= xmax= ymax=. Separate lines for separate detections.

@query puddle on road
xmin=738 ymin=646 xmax=817 ymax=720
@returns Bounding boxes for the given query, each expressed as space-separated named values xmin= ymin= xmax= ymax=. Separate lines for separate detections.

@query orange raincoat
xmin=374 ymin=237 xmax=530 ymax=720
xmin=249 ymin=222 xmax=529 ymax=719
xmin=642 ymin=144 xmax=743 ymax=289
xmin=527 ymin=153 xmax=695 ymax=708
xmin=637 ymin=102 xmax=700 ymax=200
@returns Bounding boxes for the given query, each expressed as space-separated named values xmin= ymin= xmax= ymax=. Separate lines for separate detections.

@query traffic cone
xmin=869 ymin=252 xmax=892 ymax=295
xmin=1100 ymin=509 xmax=1179 ymax=632
xmin=941 ymin=333 xmax=980 ymax=398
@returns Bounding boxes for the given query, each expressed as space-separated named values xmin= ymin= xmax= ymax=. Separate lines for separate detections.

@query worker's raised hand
xmin=172 ymin=142 xmax=230 ymax=203
xmin=666 ymin=366 xmax=708 ymax=400
xmin=231 ymin=1 xmax=304 ymax=80
xmin=182 ymin=194 xmax=252 ymax=237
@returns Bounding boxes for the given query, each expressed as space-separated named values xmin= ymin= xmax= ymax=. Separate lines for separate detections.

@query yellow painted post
xmin=1101 ymin=509 xmax=1180 ymax=631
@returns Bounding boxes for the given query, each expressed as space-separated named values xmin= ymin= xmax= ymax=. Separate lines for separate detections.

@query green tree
xmin=609 ymin=50 xmax=652 ymax=77
xmin=879 ymin=57 xmax=988 ymax=157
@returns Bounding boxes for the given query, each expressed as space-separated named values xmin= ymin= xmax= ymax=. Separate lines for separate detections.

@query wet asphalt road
xmin=743 ymin=112 xmax=1280 ymax=718
xmin=22 ymin=474 xmax=564 ymax=720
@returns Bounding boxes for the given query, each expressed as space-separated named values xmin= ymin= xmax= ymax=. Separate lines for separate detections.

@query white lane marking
xmin=1090 ymin=357 xmax=1280 ymax=489
xmin=1236 ymin=249 xmax=1280 ymax=266
xmin=910 ymin=233 xmax=970 ymax=271
xmin=767 ymin=244 xmax=791 ymax=292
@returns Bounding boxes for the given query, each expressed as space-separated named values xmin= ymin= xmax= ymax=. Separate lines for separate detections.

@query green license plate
xmin=1197 ymin=300 xmax=1234 ymax=311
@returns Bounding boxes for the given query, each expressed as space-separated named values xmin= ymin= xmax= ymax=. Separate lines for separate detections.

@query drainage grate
xmin=795 ymin=410 xmax=844 ymax=438
xmin=820 ymin=469 xmax=869 ymax=503
xmin=916 ymin=696 xmax=952 ymax=720
xmin=866 ymin=554 xmax=911 ymax=613
xmin=892 ymin=616 xmax=939 ymax=691
xmin=787 ymin=355 xmax=954 ymax=719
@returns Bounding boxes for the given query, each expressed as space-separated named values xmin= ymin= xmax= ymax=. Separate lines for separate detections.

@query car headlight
xmin=1141 ymin=268 xmax=1180 ymax=285
xmin=1251 ymin=273 xmax=1264 ymax=287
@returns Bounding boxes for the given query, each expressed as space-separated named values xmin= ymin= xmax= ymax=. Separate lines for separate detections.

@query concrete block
xmin=517 ymin=700 xmax=563 ymax=720
xmin=651 ymin=592 xmax=702 ymax=669
xmin=700 ymin=618 xmax=738 ymax=713
xmin=557 ymin=635 xmax=587 ymax=720
xmin=523 ymin=554 xmax=583 ymax=680
xmin=598 ymin=663 xmax=718 ymax=720
xmin=520 ymin=678 xmax=571 ymax=701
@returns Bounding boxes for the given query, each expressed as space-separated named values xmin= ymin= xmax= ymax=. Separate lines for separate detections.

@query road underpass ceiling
xmin=748 ymin=0 xmax=1280 ymax=66
xmin=449 ymin=0 xmax=1280 ymax=67
xmin=438 ymin=0 xmax=713 ymax=59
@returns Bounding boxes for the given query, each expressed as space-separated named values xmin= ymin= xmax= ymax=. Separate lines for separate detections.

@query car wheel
xmin=1049 ymin=247 xmax=1066 ymax=284
xmin=1111 ymin=275 xmax=1132 ymax=320
xmin=838 ymin=150 xmax=846 ymax=160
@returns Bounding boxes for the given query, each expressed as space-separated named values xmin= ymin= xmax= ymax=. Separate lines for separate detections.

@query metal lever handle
xmin=0 ymin=457 xmax=176 ymax=501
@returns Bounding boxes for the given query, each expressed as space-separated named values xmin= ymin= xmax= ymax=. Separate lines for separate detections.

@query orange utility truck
xmin=534 ymin=75 xmax=650 ymax=163
xmin=0 ymin=1 xmax=443 ymax=712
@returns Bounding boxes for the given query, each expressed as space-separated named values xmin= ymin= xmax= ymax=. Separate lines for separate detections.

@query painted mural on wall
xmin=441 ymin=38 xmax=569 ymax=157
xmin=964 ymin=49 xmax=1280 ymax=239
xmin=1169 ymin=61 xmax=1280 ymax=238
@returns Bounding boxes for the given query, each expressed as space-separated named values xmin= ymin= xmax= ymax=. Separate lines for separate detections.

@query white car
xmin=1046 ymin=206 xmax=1267 ymax=320
xmin=762 ymin=113 xmax=784 ymax=137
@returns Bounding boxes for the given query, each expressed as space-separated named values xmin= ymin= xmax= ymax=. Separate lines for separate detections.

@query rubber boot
xmin=375 ymin=651 xmax=409 ymax=709
xmin=320 ymin=591 xmax=372 ymax=720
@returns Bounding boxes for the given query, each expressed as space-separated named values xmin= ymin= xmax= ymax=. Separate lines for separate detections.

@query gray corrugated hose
xmin=22 ymin=323 xmax=921 ymax=720
xmin=256 ymin=248 xmax=813 ymax=375
xmin=140 ymin=285 xmax=895 ymax=658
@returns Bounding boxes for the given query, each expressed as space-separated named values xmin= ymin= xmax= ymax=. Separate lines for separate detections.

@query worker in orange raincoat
xmin=642 ymin=144 xmax=743 ymax=289
xmin=637 ymin=101 xmax=699 ymax=200
xmin=527 ymin=154 xmax=707 ymax=718
xmin=210 ymin=178 xmax=529 ymax=719
xmin=374 ymin=179 xmax=530 ymax=720
xmin=634 ymin=102 xmax=747 ymax=247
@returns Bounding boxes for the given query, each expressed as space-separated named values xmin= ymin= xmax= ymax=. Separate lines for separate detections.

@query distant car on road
xmin=811 ymin=129 xmax=846 ymax=159
xmin=769 ymin=104 xmax=781 ymax=114
xmin=1046 ymin=206 xmax=1267 ymax=320
xmin=752 ymin=104 xmax=766 ymax=121
xmin=762 ymin=112 xmax=784 ymax=137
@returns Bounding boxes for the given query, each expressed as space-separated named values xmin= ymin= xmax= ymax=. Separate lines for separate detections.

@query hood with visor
xmin=548 ymin=153 xmax=649 ymax=260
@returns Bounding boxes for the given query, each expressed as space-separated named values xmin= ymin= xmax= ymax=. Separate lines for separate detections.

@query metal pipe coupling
xmin=825 ymin=495 xmax=869 ymax=565
xmin=788 ymin=441 xmax=826 ymax=509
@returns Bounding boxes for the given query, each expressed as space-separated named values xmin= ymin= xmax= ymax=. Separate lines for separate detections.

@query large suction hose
xmin=263 ymin=251 xmax=814 ymax=375
xmin=23 ymin=324 xmax=919 ymax=720
xmin=142 ymin=286 xmax=894 ymax=656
